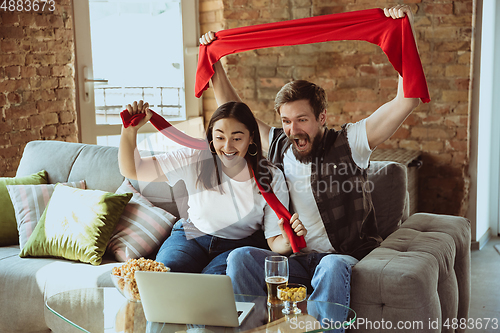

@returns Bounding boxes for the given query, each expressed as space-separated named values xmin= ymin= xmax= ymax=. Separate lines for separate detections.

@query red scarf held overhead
xmin=195 ymin=8 xmax=430 ymax=103
xmin=121 ymin=109 xmax=306 ymax=253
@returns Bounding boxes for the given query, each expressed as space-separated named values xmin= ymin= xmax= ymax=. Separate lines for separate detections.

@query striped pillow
xmin=108 ymin=179 xmax=176 ymax=262
xmin=6 ymin=180 xmax=87 ymax=249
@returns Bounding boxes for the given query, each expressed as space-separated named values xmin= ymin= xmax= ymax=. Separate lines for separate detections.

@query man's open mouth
xmin=289 ymin=131 xmax=321 ymax=163
xmin=294 ymin=138 xmax=309 ymax=151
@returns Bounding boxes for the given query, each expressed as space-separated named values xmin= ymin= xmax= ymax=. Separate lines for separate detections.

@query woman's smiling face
xmin=212 ymin=117 xmax=252 ymax=170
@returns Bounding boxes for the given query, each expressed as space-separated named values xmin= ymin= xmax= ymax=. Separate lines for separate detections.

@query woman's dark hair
xmin=274 ymin=80 xmax=328 ymax=119
xmin=196 ymin=101 xmax=273 ymax=192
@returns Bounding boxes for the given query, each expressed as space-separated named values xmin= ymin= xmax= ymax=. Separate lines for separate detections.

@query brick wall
xmin=199 ymin=0 xmax=473 ymax=217
xmin=199 ymin=0 xmax=225 ymax=118
xmin=0 ymin=0 xmax=76 ymax=177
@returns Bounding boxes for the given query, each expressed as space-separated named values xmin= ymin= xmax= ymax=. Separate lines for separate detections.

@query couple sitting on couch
xmin=119 ymin=99 xmax=306 ymax=270
xmin=119 ymin=4 xmax=423 ymax=314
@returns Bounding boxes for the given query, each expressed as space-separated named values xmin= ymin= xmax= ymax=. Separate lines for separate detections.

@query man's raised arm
xmin=200 ymin=31 xmax=272 ymax=151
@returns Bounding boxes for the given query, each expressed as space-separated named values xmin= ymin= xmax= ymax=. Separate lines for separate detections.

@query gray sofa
xmin=0 ymin=140 xmax=470 ymax=332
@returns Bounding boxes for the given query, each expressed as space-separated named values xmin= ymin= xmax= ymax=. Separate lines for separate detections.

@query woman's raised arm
xmin=118 ymin=100 xmax=168 ymax=183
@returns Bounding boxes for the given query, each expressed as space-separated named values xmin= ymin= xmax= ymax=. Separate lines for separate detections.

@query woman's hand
xmin=279 ymin=213 xmax=307 ymax=246
xmin=199 ymin=31 xmax=216 ymax=46
xmin=125 ymin=100 xmax=152 ymax=130
xmin=120 ymin=100 xmax=167 ymax=182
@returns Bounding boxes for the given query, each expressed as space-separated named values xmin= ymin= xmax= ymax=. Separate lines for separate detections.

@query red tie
xmin=195 ymin=8 xmax=430 ymax=103
xmin=121 ymin=109 xmax=306 ymax=253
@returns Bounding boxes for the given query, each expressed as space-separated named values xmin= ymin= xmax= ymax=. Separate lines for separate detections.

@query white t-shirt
xmin=270 ymin=119 xmax=373 ymax=253
xmin=155 ymin=148 xmax=288 ymax=240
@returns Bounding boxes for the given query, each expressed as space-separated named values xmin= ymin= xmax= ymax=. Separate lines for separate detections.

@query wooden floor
xmin=466 ymin=236 xmax=500 ymax=333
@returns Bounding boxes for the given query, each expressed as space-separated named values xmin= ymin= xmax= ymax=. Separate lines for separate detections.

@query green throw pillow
xmin=0 ymin=170 xmax=48 ymax=246
xmin=19 ymin=184 xmax=132 ymax=265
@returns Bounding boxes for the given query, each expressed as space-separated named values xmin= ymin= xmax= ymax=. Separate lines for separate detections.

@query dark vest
xmin=268 ymin=126 xmax=382 ymax=260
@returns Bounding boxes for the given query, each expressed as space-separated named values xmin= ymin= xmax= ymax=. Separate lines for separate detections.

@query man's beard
xmin=288 ymin=131 xmax=323 ymax=164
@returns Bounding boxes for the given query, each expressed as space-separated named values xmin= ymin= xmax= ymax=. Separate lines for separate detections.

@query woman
xmin=119 ymin=100 xmax=306 ymax=274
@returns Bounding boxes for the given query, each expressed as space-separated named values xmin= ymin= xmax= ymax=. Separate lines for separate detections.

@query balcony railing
xmin=94 ymin=86 xmax=183 ymax=125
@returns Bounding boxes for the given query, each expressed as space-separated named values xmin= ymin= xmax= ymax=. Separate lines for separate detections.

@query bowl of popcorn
xmin=111 ymin=258 xmax=170 ymax=302
xmin=277 ymin=283 xmax=307 ymax=314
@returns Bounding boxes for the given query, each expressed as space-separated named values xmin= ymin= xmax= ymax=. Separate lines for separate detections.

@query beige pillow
xmin=0 ymin=170 xmax=48 ymax=246
xmin=7 ymin=180 xmax=86 ymax=249
xmin=20 ymin=184 xmax=132 ymax=265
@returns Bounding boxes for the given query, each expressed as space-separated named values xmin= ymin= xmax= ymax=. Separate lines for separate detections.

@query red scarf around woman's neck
xmin=195 ymin=8 xmax=430 ymax=103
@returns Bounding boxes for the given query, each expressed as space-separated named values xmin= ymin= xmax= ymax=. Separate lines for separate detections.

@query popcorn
xmin=112 ymin=258 xmax=170 ymax=301
xmin=278 ymin=285 xmax=307 ymax=302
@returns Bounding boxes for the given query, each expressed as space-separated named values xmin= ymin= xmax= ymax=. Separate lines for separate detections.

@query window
xmin=73 ymin=0 xmax=202 ymax=150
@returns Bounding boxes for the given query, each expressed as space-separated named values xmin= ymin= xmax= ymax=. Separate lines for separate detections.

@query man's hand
xmin=384 ymin=5 xmax=417 ymax=48
xmin=268 ymin=213 xmax=307 ymax=255
xmin=279 ymin=213 xmax=307 ymax=246
xmin=384 ymin=5 xmax=414 ymax=24
xmin=200 ymin=31 xmax=216 ymax=46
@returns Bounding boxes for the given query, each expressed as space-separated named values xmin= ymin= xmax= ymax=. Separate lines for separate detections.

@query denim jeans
xmin=226 ymin=246 xmax=358 ymax=330
xmin=155 ymin=219 xmax=269 ymax=274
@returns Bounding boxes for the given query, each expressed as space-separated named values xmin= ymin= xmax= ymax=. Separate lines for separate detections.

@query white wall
xmin=494 ymin=1 xmax=500 ymax=237
xmin=473 ymin=0 xmax=499 ymax=244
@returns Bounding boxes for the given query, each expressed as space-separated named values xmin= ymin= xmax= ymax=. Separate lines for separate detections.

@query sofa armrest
xmin=350 ymin=213 xmax=471 ymax=333
xmin=401 ymin=190 xmax=410 ymax=223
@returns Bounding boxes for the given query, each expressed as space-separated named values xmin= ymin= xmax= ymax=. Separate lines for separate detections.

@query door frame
xmin=468 ymin=0 xmax=500 ymax=248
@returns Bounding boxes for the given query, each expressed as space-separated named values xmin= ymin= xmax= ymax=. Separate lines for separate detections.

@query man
xmin=200 ymin=4 xmax=421 ymax=308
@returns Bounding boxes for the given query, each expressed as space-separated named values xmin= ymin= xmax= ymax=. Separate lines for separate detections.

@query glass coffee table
xmin=46 ymin=288 xmax=356 ymax=333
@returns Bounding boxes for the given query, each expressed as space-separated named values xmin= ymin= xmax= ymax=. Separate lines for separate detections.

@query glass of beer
xmin=265 ymin=256 xmax=288 ymax=306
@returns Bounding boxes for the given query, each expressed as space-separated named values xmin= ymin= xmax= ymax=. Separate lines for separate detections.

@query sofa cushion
xmin=108 ymin=179 xmax=176 ymax=261
xmin=19 ymin=184 xmax=132 ymax=265
xmin=16 ymin=141 xmax=84 ymax=184
xmin=400 ymin=213 xmax=472 ymax=325
xmin=0 ymin=170 xmax=48 ymax=246
xmin=0 ymin=246 xmax=119 ymax=333
xmin=128 ymin=148 xmax=190 ymax=219
xmin=16 ymin=140 xmax=125 ymax=193
xmin=68 ymin=144 xmax=125 ymax=192
xmin=6 ymin=180 xmax=86 ymax=249
xmin=350 ymin=213 xmax=471 ymax=332
xmin=367 ymin=161 xmax=408 ymax=239
xmin=128 ymin=178 xmax=187 ymax=219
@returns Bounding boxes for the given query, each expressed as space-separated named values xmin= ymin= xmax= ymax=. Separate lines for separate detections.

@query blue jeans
xmin=155 ymin=219 xmax=268 ymax=274
xmin=226 ymin=246 xmax=358 ymax=328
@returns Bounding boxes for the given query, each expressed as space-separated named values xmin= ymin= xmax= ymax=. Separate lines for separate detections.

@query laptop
xmin=135 ymin=271 xmax=255 ymax=327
